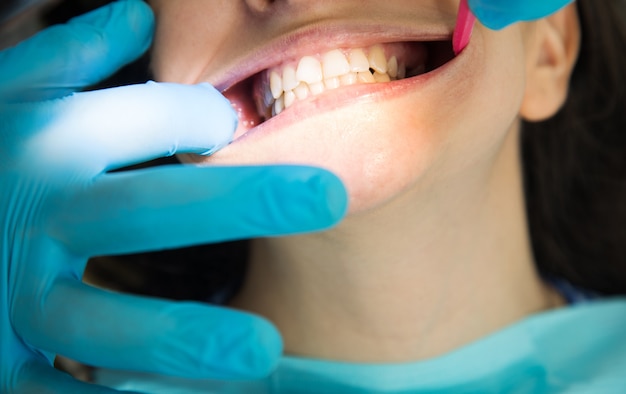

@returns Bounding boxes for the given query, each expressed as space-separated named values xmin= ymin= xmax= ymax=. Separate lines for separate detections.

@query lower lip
xmin=225 ymin=39 xmax=474 ymax=147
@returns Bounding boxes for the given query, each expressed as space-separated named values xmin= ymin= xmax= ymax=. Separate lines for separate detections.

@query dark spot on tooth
xmin=369 ymin=68 xmax=375 ymax=75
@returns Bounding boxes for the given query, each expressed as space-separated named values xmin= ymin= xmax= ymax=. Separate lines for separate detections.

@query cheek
xmin=337 ymin=99 xmax=446 ymax=211
xmin=149 ymin=2 xmax=238 ymax=85
xmin=447 ymin=25 xmax=528 ymax=167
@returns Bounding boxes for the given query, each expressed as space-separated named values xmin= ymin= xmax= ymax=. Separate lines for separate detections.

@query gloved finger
xmin=0 ymin=0 xmax=154 ymax=102
xmin=13 ymin=360 xmax=137 ymax=393
xmin=468 ymin=0 xmax=573 ymax=30
xmin=15 ymin=278 xmax=282 ymax=380
xmin=50 ymin=165 xmax=347 ymax=257
xmin=32 ymin=82 xmax=236 ymax=170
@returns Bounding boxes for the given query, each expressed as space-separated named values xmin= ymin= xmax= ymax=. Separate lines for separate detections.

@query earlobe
xmin=520 ymin=4 xmax=581 ymax=122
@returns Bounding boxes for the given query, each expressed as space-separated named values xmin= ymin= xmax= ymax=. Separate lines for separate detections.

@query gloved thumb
xmin=468 ymin=0 xmax=574 ymax=30
xmin=0 ymin=0 xmax=154 ymax=102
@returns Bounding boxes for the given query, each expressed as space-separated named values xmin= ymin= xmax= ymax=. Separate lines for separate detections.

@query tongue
xmin=222 ymin=80 xmax=263 ymax=140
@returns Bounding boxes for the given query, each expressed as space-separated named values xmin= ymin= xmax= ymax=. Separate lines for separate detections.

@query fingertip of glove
xmin=186 ymin=83 xmax=238 ymax=153
xmin=68 ymin=0 xmax=155 ymax=65
xmin=133 ymin=82 xmax=237 ymax=154
xmin=315 ymin=169 xmax=349 ymax=226
xmin=259 ymin=166 xmax=348 ymax=233
xmin=194 ymin=83 xmax=238 ymax=155
xmin=194 ymin=311 xmax=282 ymax=379
xmin=121 ymin=0 xmax=157 ymax=54
xmin=74 ymin=0 xmax=155 ymax=34
xmin=240 ymin=317 xmax=284 ymax=378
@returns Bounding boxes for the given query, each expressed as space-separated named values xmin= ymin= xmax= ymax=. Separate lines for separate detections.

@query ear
xmin=519 ymin=4 xmax=581 ymax=122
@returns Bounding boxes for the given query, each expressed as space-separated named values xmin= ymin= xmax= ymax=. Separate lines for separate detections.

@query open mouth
xmin=222 ymin=40 xmax=455 ymax=140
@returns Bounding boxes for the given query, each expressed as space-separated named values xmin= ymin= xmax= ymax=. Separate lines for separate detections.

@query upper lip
xmin=207 ymin=19 xmax=455 ymax=93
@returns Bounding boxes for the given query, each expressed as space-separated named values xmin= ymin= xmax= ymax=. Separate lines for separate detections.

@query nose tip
xmin=244 ymin=0 xmax=276 ymax=13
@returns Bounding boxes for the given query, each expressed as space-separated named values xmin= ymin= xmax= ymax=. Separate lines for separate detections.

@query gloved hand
xmin=468 ymin=0 xmax=574 ymax=30
xmin=0 ymin=1 xmax=347 ymax=392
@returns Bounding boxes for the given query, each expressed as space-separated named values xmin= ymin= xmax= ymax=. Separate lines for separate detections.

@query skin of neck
xmin=228 ymin=121 xmax=564 ymax=363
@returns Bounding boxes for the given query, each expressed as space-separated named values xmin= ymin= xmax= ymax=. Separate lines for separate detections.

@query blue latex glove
xmin=468 ymin=0 xmax=574 ymax=30
xmin=94 ymin=299 xmax=626 ymax=393
xmin=0 ymin=1 xmax=347 ymax=392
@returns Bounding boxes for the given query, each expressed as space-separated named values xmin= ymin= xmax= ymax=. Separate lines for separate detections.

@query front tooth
xmin=340 ymin=72 xmax=357 ymax=86
xmin=324 ymin=77 xmax=341 ymax=90
xmin=310 ymin=82 xmax=325 ymax=95
xmin=296 ymin=56 xmax=323 ymax=84
xmin=282 ymin=66 xmax=299 ymax=91
xmin=284 ymin=90 xmax=296 ymax=108
xmin=368 ymin=45 xmax=387 ymax=74
xmin=349 ymin=49 xmax=370 ymax=72
xmin=270 ymin=71 xmax=283 ymax=99
xmin=387 ymin=56 xmax=398 ymax=79
xmin=373 ymin=72 xmax=391 ymax=83
xmin=322 ymin=49 xmax=351 ymax=79
xmin=294 ymin=82 xmax=310 ymax=100
xmin=273 ymin=96 xmax=285 ymax=116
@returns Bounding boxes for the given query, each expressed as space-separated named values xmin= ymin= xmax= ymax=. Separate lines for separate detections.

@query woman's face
xmin=149 ymin=0 xmax=530 ymax=214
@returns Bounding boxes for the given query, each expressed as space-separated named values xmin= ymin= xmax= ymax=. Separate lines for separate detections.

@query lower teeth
xmin=265 ymin=67 xmax=411 ymax=118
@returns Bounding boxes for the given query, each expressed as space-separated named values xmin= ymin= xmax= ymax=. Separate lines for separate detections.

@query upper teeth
xmin=256 ymin=43 xmax=427 ymax=119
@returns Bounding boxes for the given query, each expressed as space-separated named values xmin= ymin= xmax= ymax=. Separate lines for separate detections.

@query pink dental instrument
xmin=453 ymin=0 xmax=477 ymax=55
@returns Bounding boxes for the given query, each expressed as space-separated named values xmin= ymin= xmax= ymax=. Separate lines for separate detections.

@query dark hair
xmin=81 ymin=0 xmax=626 ymax=300
xmin=522 ymin=0 xmax=626 ymax=295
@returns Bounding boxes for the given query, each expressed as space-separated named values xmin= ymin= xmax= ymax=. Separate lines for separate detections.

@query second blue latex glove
xmin=468 ymin=0 xmax=574 ymax=30
xmin=0 ymin=1 xmax=347 ymax=393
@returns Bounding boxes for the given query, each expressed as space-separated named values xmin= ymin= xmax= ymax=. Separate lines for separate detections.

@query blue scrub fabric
xmin=95 ymin=297 xmax=626 ymax=393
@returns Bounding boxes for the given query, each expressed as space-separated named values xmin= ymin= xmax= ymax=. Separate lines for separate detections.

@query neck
xmin=229 ymin=125 xmax=564 ymax=363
